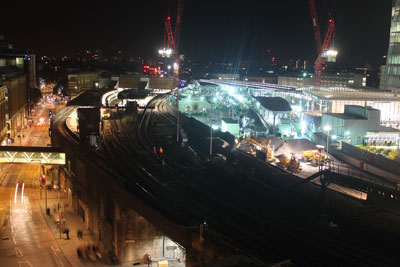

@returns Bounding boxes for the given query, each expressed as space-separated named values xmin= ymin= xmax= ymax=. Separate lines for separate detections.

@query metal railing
xmin=323 ymin=160 xmax=397 ymax=191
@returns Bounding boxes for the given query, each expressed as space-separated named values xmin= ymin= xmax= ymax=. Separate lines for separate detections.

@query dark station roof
xmin=117 ymin=89 xmax=149 ymax=100
xmin=67 ymin=90 xmax=109 ymax=107
xmin=255 ymin=97 xmax=292 ymax=112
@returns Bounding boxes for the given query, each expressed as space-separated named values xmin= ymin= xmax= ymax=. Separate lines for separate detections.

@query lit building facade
xmin=380 ymin=0 xmax=400 ymax=91
xmin=279 ymin=72 xmax=367 ymax=88
xmin=0 ymin=37 xmax=36 ymax=140
xmin=67 ymin=72 xmax=100 ymax=97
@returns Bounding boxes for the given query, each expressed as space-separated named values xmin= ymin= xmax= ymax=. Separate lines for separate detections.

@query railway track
xmin=128 ymin=95 xmax=399 ymax=265
xmin=53 ymin=102 xmax=400 ymax=265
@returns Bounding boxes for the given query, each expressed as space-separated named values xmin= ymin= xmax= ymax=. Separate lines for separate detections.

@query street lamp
xmin=345 ymin=131 xmax=351 ymax=143
xmin=209 ymin=102 xmax=214 ymax=156
xmin=323 ymin=125 xmax=332 ymax=154
xmin=176 ymin=96 xmax=180 ymax=143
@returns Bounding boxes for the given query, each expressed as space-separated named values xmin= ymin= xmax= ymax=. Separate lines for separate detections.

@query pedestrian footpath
xmin=38 ymin=189 xmax=110 ymax=266
xmin=37 ymin=189 xmax=186 ymax=266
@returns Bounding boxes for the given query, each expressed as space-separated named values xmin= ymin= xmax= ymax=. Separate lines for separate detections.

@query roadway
xmin=0 ymin=96 xmax=69 ymax=267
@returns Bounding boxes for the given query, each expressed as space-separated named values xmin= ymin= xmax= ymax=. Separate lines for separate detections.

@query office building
xmin=380 ymin=0 xmax=400 ymax=91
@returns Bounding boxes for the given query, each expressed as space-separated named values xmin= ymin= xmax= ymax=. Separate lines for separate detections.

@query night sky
xmin=2 ymin=0 xmax=392 ymax=66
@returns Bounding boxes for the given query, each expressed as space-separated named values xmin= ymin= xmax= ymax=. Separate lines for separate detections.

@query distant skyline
xmin=2 ymin=0 xmax=392 ymax=66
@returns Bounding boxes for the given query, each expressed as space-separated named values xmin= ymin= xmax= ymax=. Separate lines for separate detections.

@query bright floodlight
xmin=158 ymin=48 xmax=173 ymax=58
xmin=326 ymin=50 xmax=338 ymax=56
xmin=324 ymin=125 xmax=332 ymax=131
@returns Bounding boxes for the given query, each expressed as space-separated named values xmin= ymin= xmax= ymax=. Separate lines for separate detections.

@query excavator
xmin=235 ymin=137 xmax=274 ymax=162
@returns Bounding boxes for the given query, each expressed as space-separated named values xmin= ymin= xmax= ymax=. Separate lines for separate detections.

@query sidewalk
xmin=37 ymin=191 xmax=186 ymax=267
xmin=37 ymin=189 xmax=110 ymax=266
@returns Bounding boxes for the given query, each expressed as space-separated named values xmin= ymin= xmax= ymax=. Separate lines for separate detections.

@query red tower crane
xmin=160 ymin=0 xmax=184 ymax=88
xmin=165 ymin=16 xmax=176 ymax=51
xmin=308 ymin=0 xmax=336 ymax=90
xmin=174 ymin=0 xmax=184 ymax=52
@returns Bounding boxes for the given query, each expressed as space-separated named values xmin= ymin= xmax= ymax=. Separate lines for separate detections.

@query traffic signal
xmin=41 ymin=175 xmax=46 ymax=185
xmin=49 ymin=111 xmax=52 ymax=117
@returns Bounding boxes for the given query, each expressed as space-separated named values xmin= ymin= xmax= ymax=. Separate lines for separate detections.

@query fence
xmin=324 ymin=161 xmax=397 ymax=191
xmin=341 ymin=142 xmax=400 ymax=175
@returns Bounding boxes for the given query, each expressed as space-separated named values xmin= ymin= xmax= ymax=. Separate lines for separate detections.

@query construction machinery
xmin=276 ymin=153 xmax=301 ymax=173
xmin=235 ymin=137 xmax=275 ymax=162
xmin=287 ymin=153 xmax=301 ymax=173
xmin=308 ymin=0 xmax=337 ymax=89
xmin=159 ymin=0 xmax=184 ymax=88
xmin=301 ymin=145 xmax=328 ymax=166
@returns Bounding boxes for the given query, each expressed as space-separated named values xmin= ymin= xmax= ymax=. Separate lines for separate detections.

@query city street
xmin=16 ymin=97 xmax=65 ymax=147
xmin=0 ymin=164 xmax=70 ymax=267
xmin=0 ymin=96 xmax=71 ymax=266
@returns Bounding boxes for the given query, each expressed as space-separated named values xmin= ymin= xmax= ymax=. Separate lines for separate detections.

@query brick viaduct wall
xmin=51 ymin=129 xmax=195 ymax=264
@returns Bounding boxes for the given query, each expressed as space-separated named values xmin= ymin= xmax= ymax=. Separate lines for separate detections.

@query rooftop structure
xmin=306 ymin=91 xmax=400 ymax=101
xmin=255 ymin=97 xmax=292 ymax=112
xmin=321 ymin=105 xmax=380 ymax=145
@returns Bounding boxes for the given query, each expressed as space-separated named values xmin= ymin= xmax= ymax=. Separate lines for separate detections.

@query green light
xmin=302 ymin=72 xmax=307 ymax=77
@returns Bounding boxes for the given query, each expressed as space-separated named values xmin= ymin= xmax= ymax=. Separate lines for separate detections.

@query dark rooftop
xmin=117 ymin=89 xmax=149 ymax=100
xmin=221 ymin=118 xmax=238 ymax=124
xmin=255 ymin=97 xmax=292 ymax=112
xmin=324 ymin=113 xmax=366 ymax=120
xmin=0 ymin=65 xmax=24 ymax=78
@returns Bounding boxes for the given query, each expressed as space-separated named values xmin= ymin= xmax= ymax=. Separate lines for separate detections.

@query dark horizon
xmin=2 ymin=0 xmax=392 ymax=66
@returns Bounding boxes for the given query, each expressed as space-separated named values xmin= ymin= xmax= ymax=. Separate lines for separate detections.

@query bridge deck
xmin=0 ymin=146 xmax=65 ymax=165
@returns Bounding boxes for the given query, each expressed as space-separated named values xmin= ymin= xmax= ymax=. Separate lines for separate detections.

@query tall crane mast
xmin=165 ymin=16 xmax=176 ymax=51
xmin=174 ymin=0 xmax=184 ymax=52
xmin=308 ymin=0 xmax=337 ymax=90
